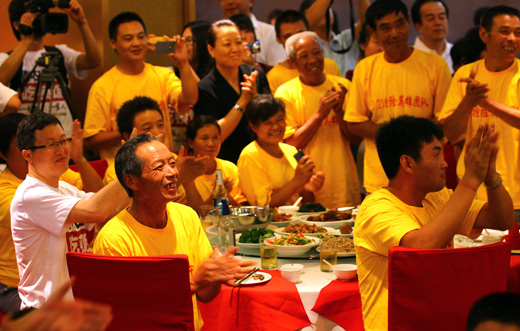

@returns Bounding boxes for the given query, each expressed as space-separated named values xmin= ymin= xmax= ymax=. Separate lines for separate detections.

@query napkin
xmin=199 ymin=270 xmax=311 ymax=331
xmin=312 ymin=280 xmax=365 ymax=331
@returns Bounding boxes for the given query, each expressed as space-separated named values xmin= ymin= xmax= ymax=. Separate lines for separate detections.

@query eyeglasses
xmin=28 ymin=138 xmax=72 ymax=151
xmin=184 ymin=36 xmax=196 ymax=45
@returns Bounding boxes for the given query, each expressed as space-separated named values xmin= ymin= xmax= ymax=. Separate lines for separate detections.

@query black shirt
xmin=194 ymin=64 xmax=271 ymax=164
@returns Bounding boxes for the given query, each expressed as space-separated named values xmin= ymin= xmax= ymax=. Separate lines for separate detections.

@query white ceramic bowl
xmin=280 ymin=264 xmax=302 ymax=282
xmin=332 ymin=264 xmax=357 ymax=281
xmin=278 ymin=205 xmax=299 ymax=215
xmin=267 ymin=236 xmax=320 ymax=257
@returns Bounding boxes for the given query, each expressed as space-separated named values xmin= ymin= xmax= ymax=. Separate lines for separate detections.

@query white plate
xmin=273 ymin=226 xmax=337 ymax=237
xmin=267 ymin=236 xmax=320 ymax=257
xmin=316 ymin=247 xmax=356 ymax=257
xmin=326 ymin=227 xmax=355 ymax=238
xmin=241 ymin=271 xmax=272 ymax=285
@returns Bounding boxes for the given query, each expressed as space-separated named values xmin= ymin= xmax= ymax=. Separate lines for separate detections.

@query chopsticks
xmin=236 ymin=267 xmax=259 ymax=285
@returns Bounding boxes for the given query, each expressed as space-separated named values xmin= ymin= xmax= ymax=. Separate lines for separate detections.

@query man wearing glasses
xmin=10 ymin=112 xmax=129 ymax=309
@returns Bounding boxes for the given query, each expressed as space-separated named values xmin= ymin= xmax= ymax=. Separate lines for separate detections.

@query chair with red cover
xmin=67 ymin=252 xmax=194 ymax=331
xmin=388 ymin=242 xmax=511 ymax=331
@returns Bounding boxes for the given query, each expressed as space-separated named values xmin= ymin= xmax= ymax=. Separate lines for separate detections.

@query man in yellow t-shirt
xmin=267 ymin=10 xmax=341 ymax=93
xmin=102 ymin=96 xmax=206 ymax=212
xmin=0 ymin=113 xmax=104 ymax=313
xmin=439 ymin=6 xmax=520 ymax=225
xmin=356 ymin=116 xmax=514 ymax=331
xmin=275 ymin=31 xmax=361 ymax=209
xmin=83 ymin=12 xmax=198 ymax=166
xmin=93 ymin=135 xmax=253 ymax=331
xmin=344 ymin=0 xmax=452 ymax=194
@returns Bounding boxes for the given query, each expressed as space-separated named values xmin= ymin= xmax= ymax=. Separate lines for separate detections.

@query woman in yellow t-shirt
xmin=187 ymin=116 xmax=243 ymax=206
xmin=237 ymin=95 xmax=324 ymax=207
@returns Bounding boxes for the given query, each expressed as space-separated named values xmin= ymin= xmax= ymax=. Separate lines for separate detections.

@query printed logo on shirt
xmin=66 ymin=223 xmax=95 ymax=253
xmin=471 ymin=106 xmax=498 ymax=119
xmin=373 ymin=95 xmax=430 ymax=110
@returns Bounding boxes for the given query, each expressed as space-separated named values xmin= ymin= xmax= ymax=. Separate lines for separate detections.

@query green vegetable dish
xmin=297 ymin=202 xmax=326 ymax=213
xmin=238 ymin=228 xmax=274 ymax=244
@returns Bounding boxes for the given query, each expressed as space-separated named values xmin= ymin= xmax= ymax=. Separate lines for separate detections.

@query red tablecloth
xmin=312 ymin=280 xmax=364 ymax=331
xmin=508 ymin=255 xmax=520 ymax=294
xmin=199 ymin=270 xmax=311 ymax=331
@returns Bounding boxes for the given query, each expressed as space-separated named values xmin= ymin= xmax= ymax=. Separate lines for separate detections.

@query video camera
xmin=21 ymin=0 xmax=70 ymax=37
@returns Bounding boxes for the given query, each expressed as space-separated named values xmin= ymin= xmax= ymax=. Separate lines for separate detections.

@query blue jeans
xmin=0 ymin=281 xmax=21 ymax=313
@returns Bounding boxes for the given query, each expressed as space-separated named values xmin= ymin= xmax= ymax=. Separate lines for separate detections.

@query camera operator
xmin=0 ymin=0 xmax=101 ymax=137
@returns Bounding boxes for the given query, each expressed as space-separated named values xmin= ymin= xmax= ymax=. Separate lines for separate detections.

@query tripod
xmin=20 ymin=51 xmax=77 ymax=119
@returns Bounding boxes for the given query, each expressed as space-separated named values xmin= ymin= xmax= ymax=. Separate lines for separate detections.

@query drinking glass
xmin=320 ymin=240 xmax=337 ymax=272
xmin=260 ymin=235 xmax=277 ymax=269
xmin=199 ymin=205 xmax=214 ymax=230
xmin=255 ymin=194 xmax=271 ymax=223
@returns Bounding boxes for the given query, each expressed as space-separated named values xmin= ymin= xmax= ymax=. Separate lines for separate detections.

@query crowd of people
xmin=1 ymin=0 xmax=520 ymax=330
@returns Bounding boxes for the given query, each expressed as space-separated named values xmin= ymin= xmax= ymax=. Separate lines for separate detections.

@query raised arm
xmin=64 ymin=0 xmax=101 ymax=70
xmin=400 ymin=125 xmax=512 ymax=249
xmin=167 ymin=35 xmax=198 ymax=106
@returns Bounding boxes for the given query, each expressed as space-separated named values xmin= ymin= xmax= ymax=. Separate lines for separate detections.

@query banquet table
xmin=199 ymin=253 xmax=520 ymax=331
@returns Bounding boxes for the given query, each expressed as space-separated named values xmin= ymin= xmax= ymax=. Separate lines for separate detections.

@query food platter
xmin=240 ymin=272 xmax=272 ymax=285
xmin=273 ymin=226 xmax=340 ymax=237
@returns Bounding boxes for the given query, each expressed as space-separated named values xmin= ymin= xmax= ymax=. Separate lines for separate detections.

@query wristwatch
xmin=233 ymin=104 xmax=244 ymax=113
xmin=485 ymin=172 xmax=502 ymax=190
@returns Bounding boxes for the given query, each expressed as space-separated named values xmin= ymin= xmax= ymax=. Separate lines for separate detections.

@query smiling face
xmin=24 ymin=124 xmax=70 ymax=180
xmin=372 ymin=11 xmax=411 ymax=56
xmin=291 ymin=36 xmax=325 ymax=86
xmin=251 ymin=109 xmax=286 ymax=146
xmin=220 ymin=0 xmax=252 ymax=18
xmin=133 ymin=140 xmax=178 ymax=202
xmin=188 ymin=124 xmax=221 ymax=160
xmin=208 ymin=25 xmax=244 ymax=70
xmin=416 ymin=1 xmax=449 ymax=43
xmin=110 ymin=21 xmax=148 ymax=63
xmin=481 ymin=14 xmax=520 ymax=66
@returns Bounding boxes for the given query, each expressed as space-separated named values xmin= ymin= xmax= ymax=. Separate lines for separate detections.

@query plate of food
xmin=273 ymin=223 xmax=330 ymax=237
xmin=236 ymin=228 xmax=275 ymax=249
xmin=240 ymin=271 xmax=272 ymax=285
xmin=326 ymin=223 xmax=354 ymax=238
xmin=270 ymin=212 xmax=299 ymax=227
xmin=317 ymin=234 xmax=356 ymax=257
xmin=295 ymin=202 xmax=327 ymax=215
xmin=300 ymin=209 xmax=354 ymax=228
xmin=265 ymin=233 xmax=320 ymax=257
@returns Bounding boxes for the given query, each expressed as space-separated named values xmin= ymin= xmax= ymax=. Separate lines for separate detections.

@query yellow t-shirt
xmin=345 ymin=48 xmax=452 ymax=193
xmin=267 ymin=58 xmax=342 ymax=93
xmin=93 ymin=203 xmax=212 ymax=331
xmin=0 ymin=168 xmax=82 ymax=287
xmin=237 ymin=141 xmax=299 ymax=206
xmin=194 ymin=158 xmax=244 ymax=204
xmin=275 ymin=74 xmax=360 ymax=208
xmin=84 ymin=63 xmax=181 ymax=165
xmin=103 ymin=152 xmax=188 ymax=204
xmin=355 ymin=187 xmax=484 ymax=331
xmin=438 ymin=59 xmax=520 ymax=208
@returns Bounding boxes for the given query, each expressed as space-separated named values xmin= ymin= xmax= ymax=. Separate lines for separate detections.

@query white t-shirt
xmin=319 ymin=29 xmax=360 ymax=77
xmin=414 ymin=37 xmax=454 ymax=74
xmin=0 ymin=82 xmax=17 ymax=113
xmin=250 ymin=14 xmax=287 ymax=67
xmin=10 ymin=175 xmax=94 ymax=309
xmin=0 ymin=44 xmax=88 ymax=136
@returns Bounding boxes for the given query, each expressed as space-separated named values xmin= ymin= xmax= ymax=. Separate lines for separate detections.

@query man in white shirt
xmin=0 ymin=83 xmax=20 ymax=116
xmin=11 ymin=112 xmax=128 ymax=309
xmin=220 ymin=0 xmax=286 ymax=67
xmin=411 ymin=0 xmax=453 ymax=73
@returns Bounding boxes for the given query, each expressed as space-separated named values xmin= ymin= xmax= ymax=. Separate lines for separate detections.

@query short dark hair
xmin=245 ymin=95 xmax=286 ymax=140
xmin=274 ymin=10 xmax=309 ymax=39
xmin=115 ymin=134 xmax=158 ymax=197
xmin=481 ymin=6 xmax=520 ymax=32
xmin=186 ymin=116 xmax=220 ymax=153
xmin=411 ymin=0 xmax=449 ymax=26
xmin=466 ymin=292 xmax=520 ymax=331
xmin=376 ymin=115 xmax=443 ymax=180
xmin=116 ymin=96 xmax=163 ymax=137
xmin=230 ymin=13 xmax=255 ymax=33
xmin=109 ymin=12 xmax=146 ymax=40
xmin=8 ymin=0 xmax=25 ymax=40
xmin=207 ymin=19 xmax=236 ymax=47
xmin=366 ymin=0 xmax=409 ymax=31
xmin=16 ymin=112 xmax=63 ymax=151
xmin=0 ymin=113 xmax=26 ymax=162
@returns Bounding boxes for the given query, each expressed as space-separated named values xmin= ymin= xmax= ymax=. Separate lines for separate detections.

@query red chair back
xmin=69 ymin=159 xmax=109 ymax=179
xmin=67 ymin=252 xmax=194 ymax=331
xmin=388 ymin=242 xmax=511 ymax=331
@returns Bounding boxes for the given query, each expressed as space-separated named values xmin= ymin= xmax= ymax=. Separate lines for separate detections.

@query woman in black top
xmin=194 ymin=19 xmax=271 ymax=164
